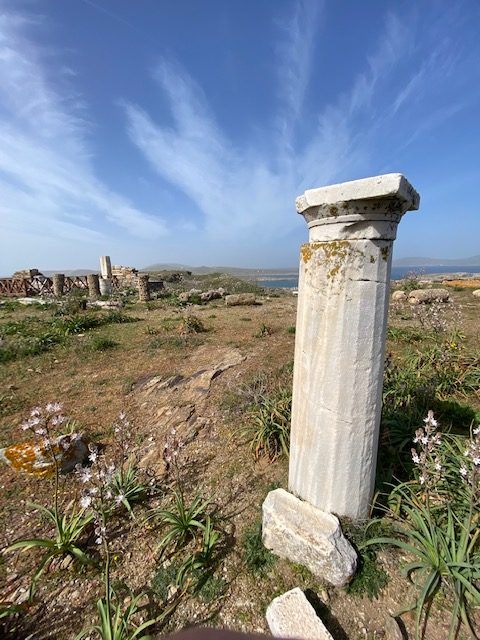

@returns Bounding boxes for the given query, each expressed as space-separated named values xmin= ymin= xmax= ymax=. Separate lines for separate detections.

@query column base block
xmin=262 ymin=489 xmax=357 ymax=587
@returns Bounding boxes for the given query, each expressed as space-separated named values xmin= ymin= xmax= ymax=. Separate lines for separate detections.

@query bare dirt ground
xmin=0 ymin=280 xmax=479 ymax=640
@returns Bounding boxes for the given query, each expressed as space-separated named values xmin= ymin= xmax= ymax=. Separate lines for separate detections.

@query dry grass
xmin=1 ymin=284 xmax=479 ymax=639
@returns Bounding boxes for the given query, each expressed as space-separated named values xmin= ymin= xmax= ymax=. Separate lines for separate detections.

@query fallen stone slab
xmin=225 ymin=293 xmax=256 ymax=306
xmin=408 ymin=288 xmax=450 ymax=304
xmin=87 ymin=300 xmax=123 ymax=309
xmin=262 ymin=489 xmax=357 ymax=587
xmin=16 ymin=297 xmax=52 ymax=305
xmin=266 ymin=588 xmax=333 ymax=640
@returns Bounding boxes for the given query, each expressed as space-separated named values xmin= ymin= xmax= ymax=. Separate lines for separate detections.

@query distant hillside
xmin=143 ymin=263 xmax=298 ymax=276
xmin=43 ymin=269 xmax=97 ymax=276
xmin=393 ymin=255 xmax=480 ymax=267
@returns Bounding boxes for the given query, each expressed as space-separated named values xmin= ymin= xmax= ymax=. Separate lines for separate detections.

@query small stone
xmin=266 ymin=587 xmax=333 ymax=640
xmin=472 ymin=289 xmax=480 ymax=298
xmin=391 ymin=290 xmax=406 ymax=301
xmin=60 ymin=555 xmax=74 ymax=570
xmin=262 ymin=489 xmax=357 ymax=587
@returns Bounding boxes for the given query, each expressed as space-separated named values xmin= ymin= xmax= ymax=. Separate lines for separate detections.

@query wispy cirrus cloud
xmin=0 ymin=9 xmax=167 ymax=265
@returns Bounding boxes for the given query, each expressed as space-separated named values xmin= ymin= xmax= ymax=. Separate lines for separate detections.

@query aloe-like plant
xmin=76 ymin=587 xmax=156 ymax=640
xmin=154 ymin=490 xmax=209 ymax=552
xmin=364 ymin=489 xmax=480 ymax=639
xmin=241 ymin=386 xmax=291 ymax=461
xmin=109 ymin=464 xmax=147 ymax=518
xmin=5 ymin=503 xmax=92 ymax=598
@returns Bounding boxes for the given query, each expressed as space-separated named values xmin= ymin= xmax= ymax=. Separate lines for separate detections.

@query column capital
xmin=296 ymin=174 xmax=420 ymax=237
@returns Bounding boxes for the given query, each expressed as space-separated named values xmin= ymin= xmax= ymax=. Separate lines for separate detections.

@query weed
xmin=91 ymin=336 xmax=118 ymax=351
xmin=177 ymin=315 xmax=206 ymax=335
xmin=155 ymin=490 xmax=210 ymax=552
xmin=239 ymin=317 xmax=252 ymax=322
xmin=346 ymin=549 xmax=388 ymax=599
xmin=242 ymin=521 xmax=274 ymax=575
xmin=255 ymin=323 xmax=272 ymax=338
xmin=286 ymin=325 xmax=296 ymax=334
xmin=197 ymin=575 xmax=227 ymax=602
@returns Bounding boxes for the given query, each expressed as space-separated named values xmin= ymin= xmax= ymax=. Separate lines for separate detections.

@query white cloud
xmin=0 ymin=9 xmax=167 ymax=268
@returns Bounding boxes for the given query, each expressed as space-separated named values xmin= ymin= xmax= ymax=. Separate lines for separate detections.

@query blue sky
xmin=0 ymin=0 xmax=479 ymax=274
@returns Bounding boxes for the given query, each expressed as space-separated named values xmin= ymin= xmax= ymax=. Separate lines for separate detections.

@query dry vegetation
xmin=0 ymin=275 xmax=479 ymax=640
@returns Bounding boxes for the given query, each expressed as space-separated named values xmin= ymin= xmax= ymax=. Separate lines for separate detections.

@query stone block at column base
xmin=262 ymin=488 xmax=357 ymax=587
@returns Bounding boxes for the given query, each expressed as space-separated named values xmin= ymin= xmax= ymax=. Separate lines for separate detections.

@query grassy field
xmin=0 ymin=278 xmax=479 ymax=640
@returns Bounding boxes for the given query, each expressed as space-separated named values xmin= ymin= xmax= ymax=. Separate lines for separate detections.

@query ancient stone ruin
xmin=262 ymin=173 xmax=420 ymax=585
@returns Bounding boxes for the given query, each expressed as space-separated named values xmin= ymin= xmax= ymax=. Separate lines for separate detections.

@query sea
xmin=257 ymin=266 xmax=480 ymax=289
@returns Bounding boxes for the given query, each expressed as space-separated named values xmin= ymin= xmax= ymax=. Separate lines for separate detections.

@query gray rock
xmin=262 ymin=489 xmax=357 ymax=587
xmin=266 ymin=588 xmax=333 ymax=640
xmin=225 ymin=293 xmax=256 ymax=306
xmin=408 ymin=288 xmax=450 ymax=304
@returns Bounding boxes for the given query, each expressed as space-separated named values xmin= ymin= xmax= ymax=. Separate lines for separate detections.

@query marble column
xmin=87 ymin=273 xmax=101 ymax=299
xmin=99 ymin=256 xmax=112 ymax=279
xmin=138 ymin=274 xmax=150 ymax=302
xmin=289 ymin=173 xmax=420 ymax=520
xmin=52 ymin=273 xmax=65 ymax=297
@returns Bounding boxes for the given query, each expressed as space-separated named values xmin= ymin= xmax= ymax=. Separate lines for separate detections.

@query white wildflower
xmin=79 ymin=469 xmax=92 ymax=484
xmin=21 ymin=421 xmax=31 ymax=431
xmin=30 ymin=407 xmax=41 ymax=417
xmin=46 ymin=402 xmax=63 ymax=413
xmin=34 ymin=427 xmax=47 ymax=436
xmin=473 ymin=457 xmax=480 ymax=466
xmin=80 ymin=495 xmax=92 ymax=508
xmin=434 ymin=461 xmax=442 ymax=472
xmin=412 ymin=451 xmax=420 ymax=464
xmin=88 ymin=450 xmax=98 ymax=463
xmin=419 ymin=475 xmax=425 ymax=485
xmin=115 ymin=493 xmax=125 ymax=505
xmin=473 ymin=426 xmax=480 ymax=436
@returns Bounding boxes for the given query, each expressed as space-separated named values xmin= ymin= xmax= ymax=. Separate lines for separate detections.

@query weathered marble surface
xmin=289 ymin=174 xmax=419 ymax=520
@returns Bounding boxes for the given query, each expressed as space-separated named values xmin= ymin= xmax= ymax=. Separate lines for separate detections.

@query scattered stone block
xmin=391 ymin=290 xmax=406 ymax=301
xmin=0 ymin=434 xmax=89 ymax=476
xmin=262 ymin=489 xmax=357 ymax=586
xmin=408 ymin=288 xmax=450 ymax=304
xmin=266 ymin=588 xmax=333 ymax=640
xmin=200 ymin=289 xmax=223 ymax=301
xmin=225 ymin=293 xmax=256 ymax=306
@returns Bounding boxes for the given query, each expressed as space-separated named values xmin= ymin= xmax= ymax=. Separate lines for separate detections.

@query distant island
xmin=393 ymin=255 xmax=480 ymax=267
